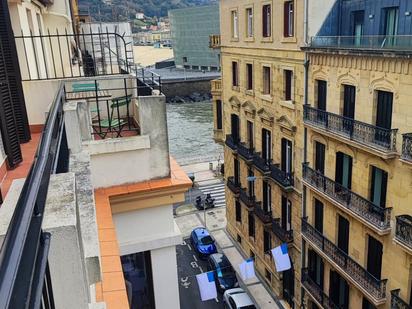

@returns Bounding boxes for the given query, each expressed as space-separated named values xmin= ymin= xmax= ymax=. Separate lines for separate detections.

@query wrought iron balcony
xmin=237 ymin=143 xmax=254 ymax=163
xmin=401 ymin=134 xmax=412 ymax=163
xmin=395 ymin=215 xmax=412 ymax=252
xmin=301 ymin=268 xmax=339 ymax=309
xmin=227 ymin=176 xmax=241 ymax=195
xmin=301 ymin=218 xmax=388 ymax=304
xmin=225 ymin=134 xmax=238 ymax=151
xmin=310 ymin=35 xmax=412 ymax=51
xmin=303 ymin=106 xmax=398 ymax=156
xmin=254 ymin=204 xmax=272 ymax=225
xmin=270 ymin=164 xmax=294 ymax=190
xmin=239 ymin=188 xmax=256 ymax=210
xmin=391 ymin=289 xmax=412 ymax=309
xmin=272 ymin=218 xmax=293 ymax=243
xmin=302 ymin=163 xmax=392 ymax=234
xmin=252 ymin=154 xmax=271 ymax=174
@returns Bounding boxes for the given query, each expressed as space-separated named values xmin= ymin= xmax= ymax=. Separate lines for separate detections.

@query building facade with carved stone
xmin=301 ymin=1 xmax=412 ymax=309
xmin=213 ymin=0 xmax=308 ymax=307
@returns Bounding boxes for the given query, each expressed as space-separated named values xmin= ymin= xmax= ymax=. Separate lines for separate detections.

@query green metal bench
xmin=72 ymin=82 xmax=100 ymax=92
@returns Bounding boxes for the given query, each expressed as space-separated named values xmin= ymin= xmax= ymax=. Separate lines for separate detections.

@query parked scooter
xmin=195 ymin=194 xmax=215 ymax=210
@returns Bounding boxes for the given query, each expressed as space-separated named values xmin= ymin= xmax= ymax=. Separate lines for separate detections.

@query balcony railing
xmin=302 ymin=218 xmax=387 ymax=303
xmin=272 ymin=218 xmax=293 ymax=243
xmin=239 ymin=188 xmax=256 ymax=210
xmin=304 ymin=106 xmax=398 ymax=154
xmin=15 ymin=28 xmax=136 ymax=81
xmin=301 ymin=268 xmax=339 ymax=309
xmin=227 ymin=176 xmax=241 ymax=195
xmin=391 ymin=289 xmax=412 ymax=309
xmin=395 ymin=215 xmax=412 ymax=250
xmin=225 ymin=134 xmax=238 ymax=151
xmin=211 ymin=79 xmax=222 ymax=94
xmin=401 ymin=134 xmax=412 ymax=163
xmin=237 ymin=143 xmax=254 ymax=162
xmin=270 ymin=164 xmax=294 ymax=190
xmin=302 ymin=163 xmax=392 ymax=233
xmin=252 ymin=153 xmax=271 ymax=174
xmin=0 ymin=84 xmax=69 ymax=308
xmin=209 ymin=35 xmax=221 ymax=48
xmin=254 ymin=204 xmax=272 ymax=225
xmin=310 ymin=35 xmax=412 ymax=51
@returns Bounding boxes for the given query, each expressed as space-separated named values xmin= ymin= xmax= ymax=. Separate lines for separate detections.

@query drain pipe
xmin=301 ymin=0 xmax=309 ymax=308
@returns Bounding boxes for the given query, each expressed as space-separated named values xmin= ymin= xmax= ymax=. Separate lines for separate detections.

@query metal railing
xmin=252 ymin=154 xmax=271 ymax=174
xmin=310 ymin=35 xmax=412 ymax=51
xmin=15 ymin=28 xmax=134 ymax=80
xmin=225 ymin=134 xmax=238 ymax=151
xmin=391 ymin=289 xmax=412 ymax=309
xmin=401 ymin=133 xmax=412 ymax=162
xmin=302 ymin=218 xmax=387 ymax=302
xmin=237 ymin=143 xmax=254 ymax=162
xmin=304 ymin=106 xmax=398 ymax=153
xmin=0 ymin=84 xmax=69 ymax=308
xmin=62 ymin=73 xmax=162 ymax=139
xmin=227 ymin=176 xmax=241 ymax=195
xmin=301 ymin=268 xmax=339 ymax=309
xmin=270 ymin=164 xmax=294 ymax=190
xmin=302 ymin=163 xmax=392 ymax=231
xmin=254 ymin=204 xmax=272 ymax=224
xmin=272 ymin=218 xmax=293 ymax=243
xmin=239 ymin=188 xmax=256 ymax=210
xmin=395 ymin=215 xmax=412 ymax=250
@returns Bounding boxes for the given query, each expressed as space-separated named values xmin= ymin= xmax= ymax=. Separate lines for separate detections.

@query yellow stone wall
xmin=304 ymin=51 xmax=412 ymax=308
xmin=218 ymin=1 xmax=305 ymax=308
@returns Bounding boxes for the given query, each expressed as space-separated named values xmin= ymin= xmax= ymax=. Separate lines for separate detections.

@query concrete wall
xmin=161 ymin=79 xmax=212 ymax=98
xmin=113 ymin=204 xmax=181 ymax=309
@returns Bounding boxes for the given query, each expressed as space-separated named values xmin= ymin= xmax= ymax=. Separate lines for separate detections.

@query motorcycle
xmin=195 ymin=194 xmax=215 ymax=210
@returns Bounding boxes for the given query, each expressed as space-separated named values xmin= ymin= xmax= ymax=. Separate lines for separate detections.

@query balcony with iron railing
xmin=252 ymin=154 xmax=294 ymax=191
xmin=301 ymin=268 xmax=339 ymax=309
xmin=254 ymin=204 xmax=272 ymax=225
xmin=301 ymin=218 xmax=388 ymax=305
xmin=391 ymin=289 xmax=412 ymax=309
xmin=227 ymin=176 xmax=241 ymax=196
xmin=303 ymin=105 xmax=398 ymax=159
xmin=302 ymin=163 xmax=392 ymax=235
xmin=209 ymin=35 xmax=221 ymax=49
xmin=309 ymin=35 xmax=412 ymax=53
xmin=237 ymin=143 xmax=254 ymax=163
xmin=401 ymin=134 xmax=412 ymax=164
xmin=272 ymin=218 xmax=293 ymax=243
xmin=395 ymin=215 xmax=412 ymax=254
xmin=239 ymin=188 xmax=257 ymax=211
xmin=225 ymin=134 xmax=238 ymax=152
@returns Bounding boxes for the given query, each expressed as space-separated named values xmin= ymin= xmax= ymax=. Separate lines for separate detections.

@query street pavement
xmin=175 ymin=161 xmax=283 ymax=309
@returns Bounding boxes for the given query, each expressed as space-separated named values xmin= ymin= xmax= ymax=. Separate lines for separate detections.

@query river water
xmin=166 ymin=101 xmax=223 ymax=166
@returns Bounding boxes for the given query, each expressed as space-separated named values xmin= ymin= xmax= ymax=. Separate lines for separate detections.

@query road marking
xmin=187 ymin=244 xmax=192 ymax=251
xmin=192 ymin=254 xmax=198 ymax=262
xmin=190 ymin=261 xmax=198 ymax=269
xmin=182 ymin=240 xmax=186 ymax=246
xmin=215 ymin=298 xmax=219 ymax=303
xmin=180 ymin=277 xmax=190 ymax=289
xmin=198 ymin=266 xmax=203 ymax=273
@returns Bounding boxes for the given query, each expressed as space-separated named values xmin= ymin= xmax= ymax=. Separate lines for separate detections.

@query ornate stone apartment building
xmin=213 ymin=0 xmax=412 ymax=309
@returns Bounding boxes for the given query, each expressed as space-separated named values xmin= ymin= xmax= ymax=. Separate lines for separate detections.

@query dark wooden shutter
xmin=317 ymin=80 xmax=327 ymax=110
xmin=315 ymin=142 xmax=325 ymax=174
xmin=281 ymin=195 xmax=287 ymax=230
xmin=367 ymin=235 xmax=383 ymax=280
xmin=343 ymin=85 xmax=356 ymax=119
xmin=285 ymin=70 xmax=292 ymax=100
xmin=314 ymin=199 xmax=324 ymax=233
xmin=0 ymin=0 xmax=31 ymax=168
xmin=337 ymin=215 xmax=350 ymax=254
xmin=216 ymin=100 xmax=222 ymax=129
xmin=284 ymin=2 xmax=289 ymax=37
xmin=376 ymin=90 xmax=393 ymax=129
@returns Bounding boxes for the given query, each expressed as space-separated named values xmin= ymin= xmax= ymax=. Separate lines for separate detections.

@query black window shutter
xmin=281 ymin=138 xmax=287 ymax=172
xmin=0 ymin=0 xmax=31 ymax=168
xmin=335 ymin=152 xmax=343 ymax=185
xmin=281 ymin=195 xmax=287 ymax=229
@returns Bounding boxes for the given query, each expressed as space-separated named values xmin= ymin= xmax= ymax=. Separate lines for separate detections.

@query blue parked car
xmin=190 ymin=227 xmax=217 ymax=259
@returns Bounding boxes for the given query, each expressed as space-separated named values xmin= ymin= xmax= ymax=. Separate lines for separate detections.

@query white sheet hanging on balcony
xmin=196 ymin=271 xmax=217 ymax=301
xmin=271 ymin=243 xmax=291 ymax=272
xmin=239 ymin=258 xmax=256 ymax=281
